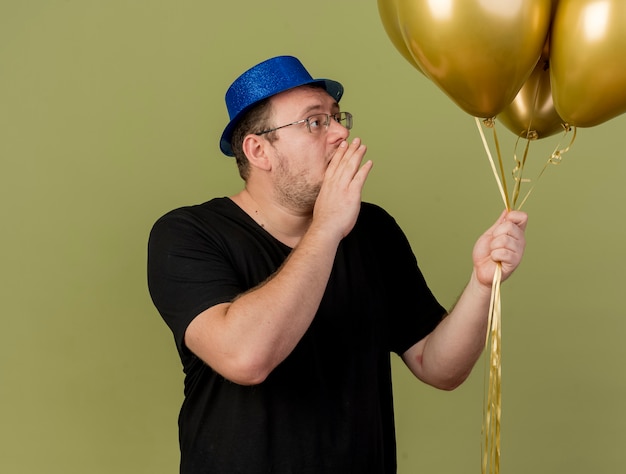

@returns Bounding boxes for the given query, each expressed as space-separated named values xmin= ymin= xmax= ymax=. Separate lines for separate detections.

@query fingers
xmin=504 ymin=209 xmax=528 ymax=231
xmin=352 ymin=157 xmax=374 ymax=188
xmin=314 ymin=138 xmax=371 ymax=236
xmin=487 ymin=210 xmax=528 ymax=243
xmin=325 ymin=138 xmax=372 ymax=189
xmin=472 ymin=211 xmax=529 ymax=286
xmin=496 ymin=212 xmax=527 ymax=248
xmin=486 ymin=209 xmax=527 ymax=233
xmin=490 ymin=211 xmax=528 ymax=276
xmin=330 ymin=138 xmax=368 ymax=173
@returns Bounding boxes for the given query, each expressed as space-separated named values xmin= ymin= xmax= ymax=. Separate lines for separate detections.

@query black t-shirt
xmin=147 ymin=198 xmax=446 ymax=474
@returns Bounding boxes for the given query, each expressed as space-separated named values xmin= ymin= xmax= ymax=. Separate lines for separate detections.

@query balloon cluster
xmin=378 ymin=0 xmax=626 ymax=139
xmin=377 ymin=4 xmax=626 ymax=474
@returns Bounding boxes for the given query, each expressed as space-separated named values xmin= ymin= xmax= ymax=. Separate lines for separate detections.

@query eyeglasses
xmin=255 ymin=112 xmax=353 ymax=135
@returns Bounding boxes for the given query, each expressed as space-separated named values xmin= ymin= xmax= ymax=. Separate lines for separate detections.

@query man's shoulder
xmin=148 ymin=198 xmax=244 ymax=244
xmin=152 ymin=197 xmax=238 ymax=226
xmin=359 ymin=201 xmax=396 ymax=223
xmin=159 ymin=196 xmax=231 ymax=217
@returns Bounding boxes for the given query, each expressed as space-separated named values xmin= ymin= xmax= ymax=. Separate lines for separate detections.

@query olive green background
xmin=1 ymin=1 xmax=625 ymax=473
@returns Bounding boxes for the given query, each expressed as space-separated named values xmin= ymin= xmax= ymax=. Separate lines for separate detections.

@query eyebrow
xmin=299 ymin=102 xmax=340 ymax=117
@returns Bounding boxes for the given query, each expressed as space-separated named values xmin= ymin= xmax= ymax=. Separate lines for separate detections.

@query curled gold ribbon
xmin=515 ymin=125 xmax=576 ymax=210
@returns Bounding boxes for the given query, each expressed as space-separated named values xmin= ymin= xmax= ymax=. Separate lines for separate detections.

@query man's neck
xmin=230 ymin=188 xmax=312 ymax=248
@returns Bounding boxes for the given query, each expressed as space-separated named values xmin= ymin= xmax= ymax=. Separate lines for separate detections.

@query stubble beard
xmin=273 ymin=152 xmax=321 ymax=213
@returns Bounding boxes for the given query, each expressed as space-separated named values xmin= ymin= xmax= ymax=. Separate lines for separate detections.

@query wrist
xmin=468 ymin=269 xmax=494 ymax=300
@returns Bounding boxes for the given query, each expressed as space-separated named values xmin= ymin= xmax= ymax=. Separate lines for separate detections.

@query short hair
xmin=230 ymin=98 xmax=274 ymax=180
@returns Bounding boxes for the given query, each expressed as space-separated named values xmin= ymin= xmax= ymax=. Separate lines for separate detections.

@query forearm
xmin=233 ymin=225 xmax=338 ymax=362
xmin=405 ymin=270 xmax=492 ymax=390
xmin=186 ymin=222 xmax=341 ymax=384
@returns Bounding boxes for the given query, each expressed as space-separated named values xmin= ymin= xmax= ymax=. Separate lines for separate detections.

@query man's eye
xmin=308 ymin=116 xmax=323 ymax=129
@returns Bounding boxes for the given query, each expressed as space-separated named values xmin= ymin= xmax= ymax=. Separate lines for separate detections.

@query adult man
xmin=147 ymin=55 xmax=527 ymax=473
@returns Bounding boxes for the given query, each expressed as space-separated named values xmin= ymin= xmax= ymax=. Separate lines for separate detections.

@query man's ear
xmin=242 ymin=134 xmax=272 ymax=171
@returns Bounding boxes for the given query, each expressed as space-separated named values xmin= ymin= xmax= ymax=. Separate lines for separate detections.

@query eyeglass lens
xmin=307 ymin=112 xmax=352 ymax=133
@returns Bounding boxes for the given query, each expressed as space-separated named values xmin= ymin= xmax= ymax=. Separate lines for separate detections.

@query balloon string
xmin=511 ymin=136 xmax=532 ymax=209
xmin=475 ymin=116 xmax=506 ymax=474
xmin=511 ymin=64 xmax=544 ymax=209
xmin=516 ymin=126 xmax=576 ymax=210
xmin=491 ymin=123 xmax=511 ymax=211
xmin=474 ymin=117 xmax=575 ymax=474
xmin=482 ymin=263 xmax=502 ymax=474
xmin=474 ymin=117 xmax=511 ymax=211
xmin=476 ymin=116 xmax=577 ymax=212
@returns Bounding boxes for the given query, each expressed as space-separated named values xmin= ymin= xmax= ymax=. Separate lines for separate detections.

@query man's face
xmin=264 ymin=86 xmax=350 ymax=211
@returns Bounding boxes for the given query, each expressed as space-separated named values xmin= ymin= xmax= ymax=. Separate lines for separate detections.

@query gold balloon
xmin=395 ymin=0 xmax=552 ymax=118
xmin=377 ymin=0 xmax=423 ymax=74
xmin=498 ymin=41 xmax=566 ymax=139
xmin=550 ymin=0 xmax=560 ymax=18
xmin=551 ymin=0 xmax=626 ymax=127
